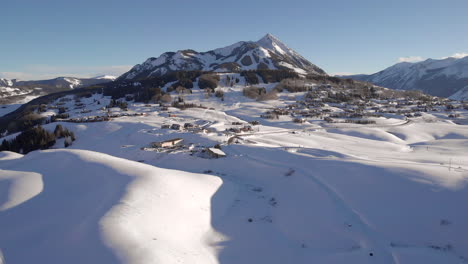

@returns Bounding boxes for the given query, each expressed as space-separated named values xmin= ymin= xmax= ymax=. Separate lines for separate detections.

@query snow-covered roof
xmin=208 ymin=147 xmax=226 ymax=156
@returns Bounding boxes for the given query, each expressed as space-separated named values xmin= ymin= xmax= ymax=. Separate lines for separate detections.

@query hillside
xmin=0 ymin=76 xmax=116 ymax=116
xmin=346 ymin=56 xmax=468 ymax=98
xmin=1 ymin=80 xmax=468 ymax=263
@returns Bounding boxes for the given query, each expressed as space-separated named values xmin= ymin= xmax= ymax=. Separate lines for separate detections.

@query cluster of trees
xmin=166 ymin=71 xmax=200 ymax=90
xmin=243 ymin=86 xmax=266 ymax=99
xmin=257 ymin=69 xmax=299 ymax=83
xmin=107 ymin=99 xmax=128 ymax=110
xmin=135 ymin=87 xmax=163 ymax=103
xmin=240 ymin=71 xmax=259 ymax=85
xmin=344 ymin=119 xmax=377 ymax=125
xmin=241 ymin=70 xmax=300 ymax=89
xmin=171 ymin=101 xmax=205 ymax=110
xmin=276 ymin=78 xmax=310 ymax=93
xmin=1 ymin=112 xmax=46 ymax=136
xmin=50 ymin=113 xmax=70 ymax=122
xmin=243 ymin=86 xmax=278 ymax=101
xmin=198 ymin=74 xmax=220 ymax=89
xmin=0 ymin=124 xmax=75 ymax=154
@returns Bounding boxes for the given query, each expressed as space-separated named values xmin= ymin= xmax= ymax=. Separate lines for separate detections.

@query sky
xmin=1 ymin=0 xmax=468 ymax=80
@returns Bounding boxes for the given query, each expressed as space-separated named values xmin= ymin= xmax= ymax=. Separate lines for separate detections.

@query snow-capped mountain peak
xmin=256 ymin=33 xmax=292 ymax=56
xmin=119 ymin=34 xmax=326 ymax=80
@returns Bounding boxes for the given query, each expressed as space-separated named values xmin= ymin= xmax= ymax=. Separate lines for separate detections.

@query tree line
xmin=0 ymin=124 xmax=76 ymax=154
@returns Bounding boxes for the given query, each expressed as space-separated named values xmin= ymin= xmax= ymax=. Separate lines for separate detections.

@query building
xmin=184 ymin=123 xmax=196 ymax=129
xmin=170 ymin=124 xmax=181 ymax=130
xmin=206 ymin=147 xmax=226 ymax=158
xmin=152 ymin=138 xmax=184 ymax=148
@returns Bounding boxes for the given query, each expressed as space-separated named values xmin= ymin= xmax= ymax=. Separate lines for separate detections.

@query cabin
xmin=152 ymin=138 xmax=184 ymax=148
xmin=206 ymin=147 xmax=226 ymax=158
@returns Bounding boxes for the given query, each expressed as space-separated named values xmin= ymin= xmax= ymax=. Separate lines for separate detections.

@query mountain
xmin=0 ymin=78 xmax=14 ymax=87
xmin=449 ymin=85 xmax=468 ymax=101
xmin=345 ymin=56 xmax=468 ymax=98
xmin=13 ymin=76 xmax=117 ymax=90
xmin=119 ymin=34 xmax=326 ymax=80
xmin=0 ymin=76 xmax=116 ymax=104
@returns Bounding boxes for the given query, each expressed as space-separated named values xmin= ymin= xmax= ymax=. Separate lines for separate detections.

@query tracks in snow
xmin=233 ymin=148 xmax=397 ymax=263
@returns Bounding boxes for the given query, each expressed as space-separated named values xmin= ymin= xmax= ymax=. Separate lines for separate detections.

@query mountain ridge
xmin=345 ymin=56 xmax=468 ymax=99
xmin=0 ymin=76 xmax=116 ymax=104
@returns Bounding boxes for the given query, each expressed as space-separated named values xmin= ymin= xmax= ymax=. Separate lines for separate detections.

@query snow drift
xmin=0 ymin=149 xmax=222 ymax=264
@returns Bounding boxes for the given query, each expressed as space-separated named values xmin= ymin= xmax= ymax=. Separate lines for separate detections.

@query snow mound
xmin=0 ymin=149 xmax=223 ymax=264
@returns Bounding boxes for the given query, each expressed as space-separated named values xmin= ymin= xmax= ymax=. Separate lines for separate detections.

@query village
xmin=28 ymin=80 xmax=468 ymax=164
xmin=260 ymin=83 xmax=468 ymax=126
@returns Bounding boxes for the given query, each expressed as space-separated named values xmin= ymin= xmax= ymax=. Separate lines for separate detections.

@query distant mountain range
xmin=0 ymin=75 xmax=116 ymax=103
xmin=1 ymin=75 xmax=116 ymax=90
xmin=345 ymin=56 xmax=468 ymax=99
xmin=118 ymin=34 xmax=326 ymax=80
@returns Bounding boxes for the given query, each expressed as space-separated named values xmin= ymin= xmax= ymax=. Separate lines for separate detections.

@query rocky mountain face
xmin=119 ymin=34 xmax=326 ymax=80
xmin=346 ymin=56 xmax=468 ymax=98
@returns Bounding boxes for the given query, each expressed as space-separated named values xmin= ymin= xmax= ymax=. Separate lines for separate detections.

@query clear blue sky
xmin=1 ymin=0 xmax=468 ymax=80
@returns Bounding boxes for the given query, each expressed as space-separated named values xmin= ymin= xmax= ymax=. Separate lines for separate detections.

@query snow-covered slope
xmin=1 ymin=79 xmax=468 ymax=263
xmin=347 ymin=56 xmax=468 ymax=98
xmin=119 ymin=34 xmax=326 ymax=80
xmin=0 ymin=76 xmax=116 ymax=106
xmin=0 ymin=149 xmax=222 ymax=264
xmin=0 ymin=78 xmax=14 ymax=87
xmin=449 ymin=85 xmax=468 ymax=101
xmin=94 ymin=75 xmax=117 ymax=81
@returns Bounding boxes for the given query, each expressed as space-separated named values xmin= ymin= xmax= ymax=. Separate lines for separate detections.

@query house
xmin=227 ymin=127 xmax=241 ymax=133
xmin=170 ymin=124 xmax=181 ymax=130
xmin=240 ymin=125 xmax=253 ymax=132
xmin=151 ymin=138 xmax=184 ymax=148
xmin=293 ymin=118 xmax=306 ymax=123
xmin=206 ymin=147 xmax=226 ymax=158
xmin=184 ymin=123 xmax=196 ymax=129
